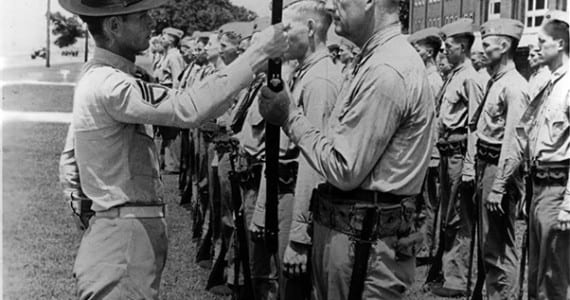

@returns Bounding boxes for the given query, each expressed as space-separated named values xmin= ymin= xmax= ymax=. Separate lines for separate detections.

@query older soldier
xmin=470 ymin=19 xmax=529 ymax=299
xmin=502 ymin=11 xmax=570 ymax=300
xmin=408 ymin=27 xmax=443 ymax=259
xmin=426 ymin=18 xmax=486 ymax=297
xmin=258 ymin=0 xmax=434 ymax=298
xmin=57 ymin=0 xmax=289 ymax=297
xmin=527 ymin=44 xmax=551 ymax=99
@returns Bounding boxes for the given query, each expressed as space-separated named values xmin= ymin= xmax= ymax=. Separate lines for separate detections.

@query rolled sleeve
xmin=289 ymin=77 xmax=339 ymax=245
xmin=492 ymin=87 xmax=529 ymax=194
xmin=59 ymin=125 xmax=82 ymax=197
xmin=463 ymin=77 xmax=485 ymax=179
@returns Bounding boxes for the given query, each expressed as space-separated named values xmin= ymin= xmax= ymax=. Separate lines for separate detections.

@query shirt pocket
xmin=443 ymin=88 xmax=462 ymax=105
xmin=130 ymin=125 xmax=159 ymax=178
xmin=485 ymin=98 xmax=505 ymax=125
xmin=545 ymin=104 xmax=569 ymax=142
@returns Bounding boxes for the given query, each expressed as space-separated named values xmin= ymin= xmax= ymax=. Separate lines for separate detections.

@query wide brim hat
xmin=59 ymin=0 xmax=167 ymax=17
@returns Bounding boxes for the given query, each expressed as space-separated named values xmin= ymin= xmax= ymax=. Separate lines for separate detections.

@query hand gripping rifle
xmin=264 ymin=0 xmax=284 ymax=256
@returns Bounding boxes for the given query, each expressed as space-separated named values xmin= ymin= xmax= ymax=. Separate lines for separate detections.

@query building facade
xmin=409 ymin=0 xmax=567 ymax=77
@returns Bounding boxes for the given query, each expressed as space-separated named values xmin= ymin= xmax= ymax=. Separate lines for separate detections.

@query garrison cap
xmin=163 ymin=27 xmax=184 ymax=39
xmin=440 ymin=18 xmax=475 ymax=39
xmin=481 ymin=19 xmax=524 ymax=40
xmin=408 ymin=27 xmax=441 ymax=44
xmin=59 ymin=0 xmax=167 ymax=17
xmin=544 ymin=10 xmax=569 ymax=25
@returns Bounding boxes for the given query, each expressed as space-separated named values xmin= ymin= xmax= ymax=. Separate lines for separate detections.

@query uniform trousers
xmin=528 ymin=183 xmax=570 ymax=300
xmin=74 ymin=216 xmax=168 ymax=300
xmin=311 ymin=222 xmax=416 ymax=299
xmin=437 ymin=153 xmax=473 ymax=290
xmin=476 ymin=160 xmax=519 ymax=299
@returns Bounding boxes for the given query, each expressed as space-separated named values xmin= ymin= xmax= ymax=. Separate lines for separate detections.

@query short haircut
xmin=498 ymin=36 xmax=519 ymax=58
xmin=287 ymin=0 xmax=332 ymax=41
xmin=79 ymin=15 xmax=109 ymax=39
xmin=543 ymin=20 xmax=570 ymax=54
xmin=416 ymin=36 xmax=442 ymax=59
xmin=221 ymin=31 xmax=242 ymax=46
xmin=451 ymin=34 xmax=475 ymax=53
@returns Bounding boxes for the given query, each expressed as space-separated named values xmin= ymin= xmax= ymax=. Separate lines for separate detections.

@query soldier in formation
xmin=59 ymin=0 xmax=569 ymax=298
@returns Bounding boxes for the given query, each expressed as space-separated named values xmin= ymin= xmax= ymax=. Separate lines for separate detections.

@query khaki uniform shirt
xmin=474 ymin=62 xmax=530 ymax=194
xmin=437 ymin=59 xmax=486 ymax=179
xmin=157 ymin=47 xmax=185 ymax=88
xmin=284 ymin=25 xmax=435 ymax=195
xmin=528 ymin=66 xmax=551 ymax=100
xmin=286 ymin=49 xmax=342 ymax=245
xmin=60 ymin=47 xmax=254 ymax=211
xmin=505 ymin=62 xmax=570 ymax=210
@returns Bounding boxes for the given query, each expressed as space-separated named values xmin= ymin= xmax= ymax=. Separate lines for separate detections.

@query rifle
xmin=471 ymin=178 xmax=486 ymax=300
xmin=229 ymin=142 xmax=254 ymax=300
xmin=264 ymin=0 xmax=284 ymax=256
xmin=518 ymin=162 xmax=532 ymax=300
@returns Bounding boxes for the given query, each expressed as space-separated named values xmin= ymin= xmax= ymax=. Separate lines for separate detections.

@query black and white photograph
xmin=1 ymin=0 xmax=569 ymax=299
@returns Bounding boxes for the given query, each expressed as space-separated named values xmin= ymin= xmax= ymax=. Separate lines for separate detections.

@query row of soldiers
xmin=168 ymin=6 xmax=570 ymax=300
xmin=58 ymin=0 xmax=569 ymax=298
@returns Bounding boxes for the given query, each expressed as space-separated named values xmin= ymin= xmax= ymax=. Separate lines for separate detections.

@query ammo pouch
xmin=237 ymin=163 xmax=263 ymax=191
xmin=277 ymin=161 xmax=299 ymax=194
xmin=436 ymin=139 xmax=466 ymax=157
xmin=70 ymin=192 xmax=95 ymax=230
xmin=311 ymin=184 xmax=416 ymax=243
xmin=476 ymin=139 xmax=501 ymax=165
xmin=531 ymin=160 xmax=569 ymax=186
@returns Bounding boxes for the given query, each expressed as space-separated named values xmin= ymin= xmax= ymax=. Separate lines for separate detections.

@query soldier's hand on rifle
xmin=283 ymin=242 xmax=309 ymax=278
xmin=556 ymin=209 xmax=570 ymax=231
xmin=486 ymin=190 xmax=505 ymax=215
xmin=249 ymin=222 xmax=265 ymax=242
xmin=244 ymin=23 xmax=291 ymax=73
xmin=258 ymin=83 xmax=299 ymax=126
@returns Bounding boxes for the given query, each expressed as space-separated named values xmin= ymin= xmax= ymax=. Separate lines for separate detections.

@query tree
xmin=49 ymin=12 xmax=85 ymax=48
xmin=150 ymin=0 xmax=258 ymax=35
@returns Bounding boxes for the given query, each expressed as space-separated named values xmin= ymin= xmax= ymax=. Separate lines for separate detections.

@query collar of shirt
xmin=550 ymin=61 xmax=568 ymax=83
xmin=167 ymin=47 xmax=179 ymax=56
xmin=352 ymin=23 xmax=401 ymax=75
xmin=448 ymin=58 xmax=473 ymax=79
xmin=92 ymin=47 xmax=137 ymax=76
xmin=290 ymin=48 xmax=331 ymax=89
xmin=489 ymin=61 xmax=516 ymax=83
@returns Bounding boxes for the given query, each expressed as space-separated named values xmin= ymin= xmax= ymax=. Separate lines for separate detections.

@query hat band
xmin=81 ymin=0 xmax=143 ymax=8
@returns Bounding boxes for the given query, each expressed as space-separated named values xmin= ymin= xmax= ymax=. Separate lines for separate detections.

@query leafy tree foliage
xmin=49 ymin=12 xmax=85 ymax=48
xmin=150 ymin=0 xmax=258 ymax=35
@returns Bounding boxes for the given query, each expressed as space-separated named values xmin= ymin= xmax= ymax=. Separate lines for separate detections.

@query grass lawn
xmin=2 ymin=82 xmax=527 ymax=299
xmin=2 ymin=84 xmax=74 ymax=113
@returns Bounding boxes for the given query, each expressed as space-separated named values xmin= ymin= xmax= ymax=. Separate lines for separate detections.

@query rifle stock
xmin=264 ymin=0 xmax=283 ymax=256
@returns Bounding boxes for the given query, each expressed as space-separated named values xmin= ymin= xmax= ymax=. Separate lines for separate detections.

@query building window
xmin=526 ymin=0 xmax=549 ymax=30
xmin=489 ymin=0 xmax=501 ymax=20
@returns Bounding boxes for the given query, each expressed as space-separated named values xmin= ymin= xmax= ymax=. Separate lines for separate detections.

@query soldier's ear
xmin=103 ymin=16 xmax=122 ymax=38
xmin=307 ymin=18 xmax=316 ymax=38
xmin=554 ymin=38 xmax=566 ymax=53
